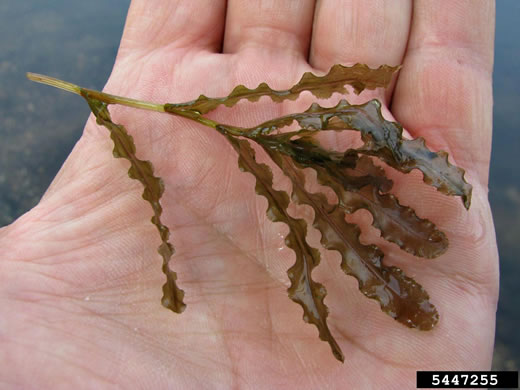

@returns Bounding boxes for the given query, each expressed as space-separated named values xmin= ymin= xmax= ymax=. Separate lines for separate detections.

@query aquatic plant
xmin=27 ymin=63 xmax=471 ymax=362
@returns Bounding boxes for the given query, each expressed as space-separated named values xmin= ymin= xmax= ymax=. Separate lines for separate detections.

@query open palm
xmin=1 ymin=1 xmax=498 ymax=388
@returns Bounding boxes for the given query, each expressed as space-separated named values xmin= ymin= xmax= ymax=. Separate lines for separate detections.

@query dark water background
xmin=1 ymin=0 xmax=518 ymax=371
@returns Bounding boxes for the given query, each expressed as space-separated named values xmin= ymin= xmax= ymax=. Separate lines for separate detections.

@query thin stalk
xmin=26 ymin=72 xmax=245 ymax=136
xmin=27 ymin=73 xmax=165 ymax=113
xmin=27 ymin=73 xmax=81 ymax=95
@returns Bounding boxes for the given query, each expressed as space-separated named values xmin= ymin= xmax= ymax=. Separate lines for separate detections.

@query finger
xmin=309 ymin=0 xmax=412 ymax=97
xmin=222 ymin=0 xmax=315 ymax=58
xmin=391 ymin=0 xmax=495 ymax=187
xmin=117 ymin=0 xmax=226 ymax=56
xmin=307 ymin=0 xmax=411 ymax=156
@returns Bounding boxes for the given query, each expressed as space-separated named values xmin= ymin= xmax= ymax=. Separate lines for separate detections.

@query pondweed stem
xmin=26 ymin=72 xmax=246 ymax=135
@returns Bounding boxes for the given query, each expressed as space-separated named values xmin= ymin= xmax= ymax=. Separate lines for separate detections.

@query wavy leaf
xmin=242 ymin=99 xmax=472 ymax=209
xmin=28 ymin=63 xmax=471 ymax=364
xmin=165 ymin=63 xmax=399 ymax=115
xmin=82 ymin=93 xmax=186 ymax=314
xmin=257 ymin=133 xmax=393 ymax=192
xmin=264 ymin=148 xmax=439 ymax=330
xmin=317 ymin=154 xmax=448 ymax=259
xmin=253 ymin=133 xmax=447 ymax=258
xmin=338 ymin=183 xmax=448 ymax=259
xmin=224 ymin=134 xmax=344 ymax=362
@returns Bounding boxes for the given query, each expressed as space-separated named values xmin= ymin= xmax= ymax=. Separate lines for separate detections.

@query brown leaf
xmin=264 ymin=148 xmax=439 ymax=331
xmin=224 ymin=134 xmax=345 ymax=362
xmin=255 ymin=134 xmax=447 ymax=258
xmin=244 ymin=99 xmax=472 ymax=209
xmin=82 ymin=94 xmax=186 ymax=314
xmin=165 ymin=63 xmax=399 ymax=115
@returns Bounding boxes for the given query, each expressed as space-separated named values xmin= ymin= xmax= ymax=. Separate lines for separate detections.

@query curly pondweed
xmin=27 ymin=63 xmax=471 ymax=362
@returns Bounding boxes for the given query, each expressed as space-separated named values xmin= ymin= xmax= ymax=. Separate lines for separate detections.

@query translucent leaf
xmin=165 ymin=63 xmax=399 ymax=115
xmin=264 ymin=148 xmax=439 ymax=330
xmin=338 ymin=181 xmax=449 ymax=259
xmin=254 ymin=134 xmax=448 ymax=258
xmin=82 ymin=93 xmax=186 ymax=314
xmin=225 ymin=134 xmax=344 ymax=362
xmin=319 ymin=154 xmax=448 ymax=259
xmin=244 ymin=99 xmax=472 ymax=209
xmin=28 ymin=63 xmax=472 ymax=364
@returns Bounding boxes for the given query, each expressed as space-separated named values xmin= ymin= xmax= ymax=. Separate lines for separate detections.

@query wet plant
xmin=27 ymin=63 xmax=471 ymax=362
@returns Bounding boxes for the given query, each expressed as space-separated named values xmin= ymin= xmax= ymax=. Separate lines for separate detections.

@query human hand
xmin=0 ymin=1 xmax=497 ymax=388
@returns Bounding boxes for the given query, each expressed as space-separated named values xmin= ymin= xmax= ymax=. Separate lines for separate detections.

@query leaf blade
xmin=82 ymin=94 xmax=186 ymax=314
xmin=224 ymin=134 xmax=344 ymax=363
xmin=263 ymin=148 xmax=439 ymax=330
xmin=256 ymin=134 xmax=447 ymax=258
xmin=243 ymin=99 xmax=472 ymax=209
xmin=165 ymin=63 xmax=399 ymax=115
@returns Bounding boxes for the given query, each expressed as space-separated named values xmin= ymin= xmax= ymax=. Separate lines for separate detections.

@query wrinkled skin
xmin=0 ymin=1 xmax=498 ymax=388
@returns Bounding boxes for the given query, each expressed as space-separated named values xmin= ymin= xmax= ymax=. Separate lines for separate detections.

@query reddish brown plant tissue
xmin=28 ymin=64 xmax=471 ymax=362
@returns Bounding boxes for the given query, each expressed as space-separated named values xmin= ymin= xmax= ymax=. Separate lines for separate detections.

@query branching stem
xmin=26 ymin=72 xmax=243 ymax=134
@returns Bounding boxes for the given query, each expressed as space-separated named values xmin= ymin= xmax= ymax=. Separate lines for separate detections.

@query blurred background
xmin=1 ymin=0 xmax=518 ymax=371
